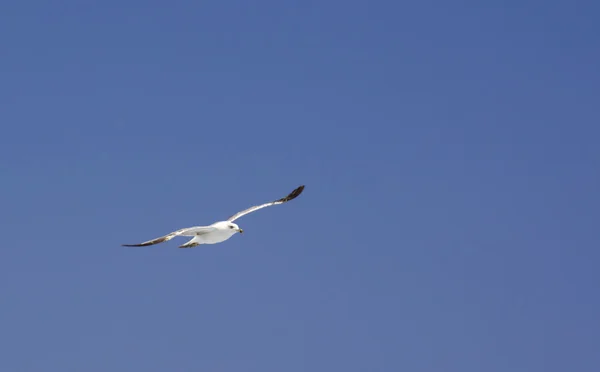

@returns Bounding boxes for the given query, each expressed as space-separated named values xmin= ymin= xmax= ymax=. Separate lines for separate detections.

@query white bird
xmin=122 ymin=185 xmax=305 ymax=248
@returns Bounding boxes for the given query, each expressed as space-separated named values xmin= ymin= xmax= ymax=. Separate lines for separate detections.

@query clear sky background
xmin=1 ymin=1 xmax=599 ymax=371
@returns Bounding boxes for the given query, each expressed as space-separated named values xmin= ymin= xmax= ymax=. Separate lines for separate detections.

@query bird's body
xmin=190 ymin=222 xmax=239 ymax=245
xmin=177 ymin=221 xmax=241 ymax=248
xmin=122 ymin=185 xmax=305 ymax=248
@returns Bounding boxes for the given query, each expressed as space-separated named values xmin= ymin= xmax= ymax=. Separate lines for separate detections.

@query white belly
xmin=198 ymin=229 xmax=237 ymax=244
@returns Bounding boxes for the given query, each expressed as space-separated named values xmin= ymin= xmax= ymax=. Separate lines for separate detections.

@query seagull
xmin=122 ymin=185 xmax=305 ymax=248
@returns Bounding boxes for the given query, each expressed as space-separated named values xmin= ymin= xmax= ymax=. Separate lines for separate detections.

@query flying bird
xmin=122 ymin=185 xmax=305 ymax=248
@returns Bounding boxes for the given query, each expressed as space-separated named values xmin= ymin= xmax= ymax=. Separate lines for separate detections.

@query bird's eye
xmin=229 ymin=226 xmax=234 ymax=229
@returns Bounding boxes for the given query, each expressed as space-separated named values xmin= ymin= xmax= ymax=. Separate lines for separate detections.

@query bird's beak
xmin=238 ymin=229 xmax=243 ymax=233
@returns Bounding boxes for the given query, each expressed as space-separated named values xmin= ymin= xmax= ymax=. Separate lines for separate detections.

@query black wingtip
xmin=122 ymin=242 xmax=154 ymax=247
xmin=282 ymin=185 xmax=305 ymax=202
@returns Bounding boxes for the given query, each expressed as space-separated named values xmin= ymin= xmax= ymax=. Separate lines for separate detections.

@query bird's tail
xmin=179 ymin=237 xmax=200 ymax=248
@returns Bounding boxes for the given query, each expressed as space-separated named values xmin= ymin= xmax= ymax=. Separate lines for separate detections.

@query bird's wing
xmin=122 ymin=226 xmax=216 ymax=247
xmin=226 ymin=185 xmax=305 ymax=222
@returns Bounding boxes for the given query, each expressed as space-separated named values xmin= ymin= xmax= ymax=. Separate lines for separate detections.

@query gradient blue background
xmin=1 ymin=1 xmax=599 ymax=371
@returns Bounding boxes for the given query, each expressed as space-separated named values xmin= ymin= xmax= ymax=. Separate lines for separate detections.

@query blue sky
xmin=1 ymin=1 xmax=599 ymax=371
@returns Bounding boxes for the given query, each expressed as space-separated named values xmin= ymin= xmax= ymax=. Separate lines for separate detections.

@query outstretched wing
xmin=122 ymin=226 xmax=216 ymax=247
xmin=226 ymin=185 xmax=305 ymax=222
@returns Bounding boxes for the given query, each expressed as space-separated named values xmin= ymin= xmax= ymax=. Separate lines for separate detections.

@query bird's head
xmin=223 ymin=221 xmax=243 ymax=234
